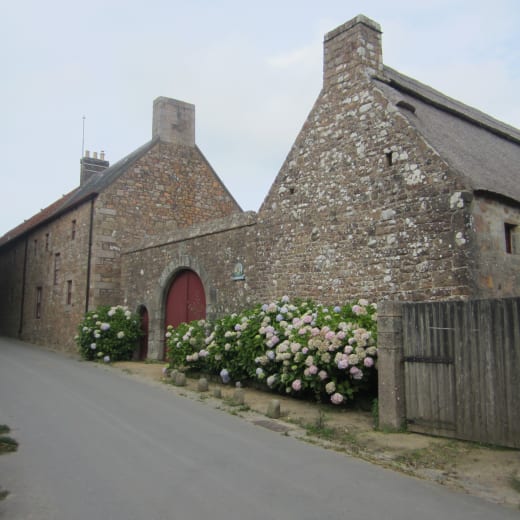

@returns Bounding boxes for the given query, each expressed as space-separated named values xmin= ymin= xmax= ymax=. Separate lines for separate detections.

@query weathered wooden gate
xmin=401 ymin=298 xmax=520 ymax=448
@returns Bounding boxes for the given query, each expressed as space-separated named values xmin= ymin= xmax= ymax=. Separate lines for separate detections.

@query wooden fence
xmin=378 ymin=297 xmax=520 ymax=448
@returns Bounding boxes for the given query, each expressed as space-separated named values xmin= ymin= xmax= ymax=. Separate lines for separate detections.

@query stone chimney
xmin=323 ymin=14 xmax=383 ymax=89
xmin=152 ymin=97 xmax=195 ymax=146
xmin=80 ymin=150 xmax=110 ymax=185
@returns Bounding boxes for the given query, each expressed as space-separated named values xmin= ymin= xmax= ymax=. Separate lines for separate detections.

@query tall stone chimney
xmin=323 ymin=14 xmax=383 ymax=89
xmin=152 ymin=97 xmax=195 ymax=146
xmin=80 ymin=150 xmax=109 ymax=185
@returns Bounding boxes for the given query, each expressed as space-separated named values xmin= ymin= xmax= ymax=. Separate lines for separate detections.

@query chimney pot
xmin=80 ymin=150 xmax=110 ymax=186
xmin=100 ymin=150 xmax=105 ymax=160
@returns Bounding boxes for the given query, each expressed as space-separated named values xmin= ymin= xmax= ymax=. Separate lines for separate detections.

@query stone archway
xmin=151 ymin=255 xmax=214 ymax=360
xmin=164 ymin=269 xmax=206 ymax=332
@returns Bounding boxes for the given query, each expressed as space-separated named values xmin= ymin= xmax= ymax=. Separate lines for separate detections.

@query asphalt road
xmin=0 ymin=337 xmax=517 ymax=520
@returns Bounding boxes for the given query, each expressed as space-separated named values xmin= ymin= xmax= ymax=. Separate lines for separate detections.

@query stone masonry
xmin=1 ymin=15 xmax=519 ymax=356
xmin=121 ymin=15 xmax=519 ymax=358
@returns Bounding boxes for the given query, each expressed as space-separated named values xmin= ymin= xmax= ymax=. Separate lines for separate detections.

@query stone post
xmin=377 ymin=301 xmax=406 ymax=430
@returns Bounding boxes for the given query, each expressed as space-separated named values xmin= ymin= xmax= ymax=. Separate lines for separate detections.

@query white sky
xmin=1 ymin=0 xmax=519 ymax=236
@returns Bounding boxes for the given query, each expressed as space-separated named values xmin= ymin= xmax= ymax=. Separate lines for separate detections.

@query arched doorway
xmin=138 ymin=306 xmax=149 ymax=361
xmin=165 ymin=269 xmax=206 ymax=335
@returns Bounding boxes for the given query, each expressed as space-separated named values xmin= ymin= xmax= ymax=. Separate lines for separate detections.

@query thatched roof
xmin=374 ymin=67 xmax=520 ymax=204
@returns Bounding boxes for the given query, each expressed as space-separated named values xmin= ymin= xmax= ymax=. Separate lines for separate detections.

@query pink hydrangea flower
xmin=337 ymin=358 xmax=349 ymax=370
xmin=291 ymin=379 xmax=302 ymax=391
xmin=318 ymin=370 xmax=328 ymax=380
xmin=364 ymin=357 xmax=374 ymax=368
xmin=330 ymin=392 xmax=344 ymax=405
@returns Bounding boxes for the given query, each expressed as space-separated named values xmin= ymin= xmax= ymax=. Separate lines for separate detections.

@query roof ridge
xmin=0 ymin=138 xmax=160 ymax=248
xmin=378 ymin=66 xmax=520 ymax=146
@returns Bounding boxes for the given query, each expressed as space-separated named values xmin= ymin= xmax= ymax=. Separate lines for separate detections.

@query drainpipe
xmin=18 ymin=236 xmax=29 ymax=336
xmin=85 ymin=197 xmax=95 ymax=313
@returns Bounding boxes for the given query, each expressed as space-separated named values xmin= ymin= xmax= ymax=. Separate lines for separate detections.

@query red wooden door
xmin=165 ymin=270 xmax=206 ymax=330
xmin=139 ymin=306 xmax=149 ymax=361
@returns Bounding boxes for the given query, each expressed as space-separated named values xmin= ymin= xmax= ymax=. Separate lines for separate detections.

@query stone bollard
xmin=174 ymin=372 xmax=186 ymax=387
xmin=266 ymin=399 xmax=281 ymax=419
xmin=233 ymin=388 xmax=245 ymax=405
xmin=169 ymin=368 xmax=178 ymax=381
xmin=213 ymin=388 xmax=222 ymax=399
xmin=198 ymin=377 xmax=209 ymax=392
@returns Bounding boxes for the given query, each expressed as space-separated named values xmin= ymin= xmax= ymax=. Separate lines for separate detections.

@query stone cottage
xmin=120 ymin=15 xmax=520 ymax=358
xmin=0 ymin=98 xmax=241 ymax=352
xmin=1 ymin=15 xmax=519 ymax=358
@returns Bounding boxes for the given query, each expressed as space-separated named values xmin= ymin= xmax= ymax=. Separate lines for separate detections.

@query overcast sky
xmin=1 ymin=0 xmax=519 ymax=237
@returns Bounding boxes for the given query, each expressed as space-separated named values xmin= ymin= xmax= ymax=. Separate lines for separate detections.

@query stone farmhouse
xmin=0 ymin=98 xmax=241 ymax=351
xmin=1 ymin=15 xmax=519 ymax=358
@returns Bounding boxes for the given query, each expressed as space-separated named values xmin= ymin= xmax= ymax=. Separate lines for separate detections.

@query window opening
xmin=385 ymin=152 xmax=393 ymax=167
xmin=54 ymin=253 xmax=61 ymax=285
xmin=505 ymin=223 xmax=518 ymax=254
xmin=45 ymin=233 xmax=50 ymax=251
xmin=36 ymin=287 xmax=42 ymax=319
xmin=71 ymin=220 xmax=76 ymax=240
xmin=67 ymin=280 xmax=73 ymax=305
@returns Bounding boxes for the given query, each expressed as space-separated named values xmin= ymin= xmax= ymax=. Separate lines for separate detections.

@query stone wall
xmin=252 ymin=19 xmax=472 ymax=305
xmin=90 ymin=139 xmax=241 ymax=309
xmin=0 ymin=138 xmax=241 ymax=351
xmin=0 ymin=202 xmax=93 ymax=349
xmin=121 ymin=212 xmax=257 ymax=358
xmin=120 ymin=16 xmax=504 ymax=360
xmin=471 ymin=194 xmax=520 ymax=296
xmin=0 ymin=239 xmax=27 ymax=338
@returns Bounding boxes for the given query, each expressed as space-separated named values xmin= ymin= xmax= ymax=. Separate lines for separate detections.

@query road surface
xmin=0 ymin=337 xmax=517 ymax=520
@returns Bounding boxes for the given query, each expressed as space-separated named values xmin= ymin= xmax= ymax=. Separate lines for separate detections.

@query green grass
xmin=0 ymin=436 xmax=19 ymax=454
xmin=509 ymin=472 xmax=520 ymax=494
xmin=0 ymin=425 xmax=17 ymax=501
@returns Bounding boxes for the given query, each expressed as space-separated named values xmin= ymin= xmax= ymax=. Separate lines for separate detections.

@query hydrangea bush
xmin=166 ymin=297 xmax=378 ymax=405
xmin=76 ymin=305 xmax=141 ymax=362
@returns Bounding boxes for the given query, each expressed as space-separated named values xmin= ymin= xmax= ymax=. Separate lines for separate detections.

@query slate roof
xmin=374 ymin=67 xmax=520 ymax=203
xmin=0 ymin=138 xmax=158 ymax=247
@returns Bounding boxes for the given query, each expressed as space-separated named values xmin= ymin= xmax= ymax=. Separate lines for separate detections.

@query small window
xmin=54 ymin=253 xmax=61 ymax=285
xmin=66 ymin=280 xmax=73 ymax=305
xmin=385 ymin=152 xmax=393 ymax=167
xmin=36 ymin=287 xmax=42 ymax=319
xmin=34 ymin=239 xmax=38 ymax=256
xmin=45 ymin=233 xmax=50 ymax=251
xmin=71 ymin=220 xmax=76 ymax=240
xmin=505 ymin=223 xmax=518 ymax=254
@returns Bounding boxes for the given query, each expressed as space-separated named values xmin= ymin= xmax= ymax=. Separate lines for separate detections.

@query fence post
xmin=377 ymin=301 xmax=406 ymax=430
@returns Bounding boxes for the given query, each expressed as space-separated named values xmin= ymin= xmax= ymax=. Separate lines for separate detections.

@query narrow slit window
xmin=54 ymin=253 xmax=61 ymax=285
xmin=385 ymin=152 xmax=393 ymax=167
xmin=505 ymin=223 xmax=518 ymax=254
xmin=45 ymin=233 xmax=50 ymax=251
xmin=67 ymin=280 xmax=73 ymax=305
xmin=36 ymin=287 xmax=42 ymax=319
xmin=71 ymin=220 xmax=76 ymax=240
